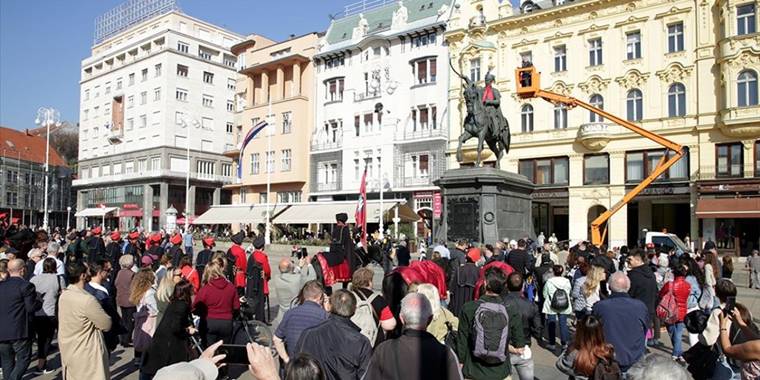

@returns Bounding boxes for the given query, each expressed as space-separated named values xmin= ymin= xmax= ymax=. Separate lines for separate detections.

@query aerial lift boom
xmin=514 ymin=66 xmax=685 ymax=247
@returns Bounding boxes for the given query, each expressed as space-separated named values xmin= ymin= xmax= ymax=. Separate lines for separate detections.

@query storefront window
xmin=716 ymin=143 xmax=743 ymax=178
xmin=626 ymin=152 xmax=644 ymax=181
xmin=584 ymin=154 xmax=609 ymax=185
xmin=518 ymin=157 xmax=569 ymax=186
xmin=755 ymin=140 xmax=760 ymax=177
xmin=626 ymin=148 xmax=689 ymax=182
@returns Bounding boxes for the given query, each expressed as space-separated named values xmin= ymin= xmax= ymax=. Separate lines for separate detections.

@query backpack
xmin=350 ymin=290 xmax=381 ymax=346
xmin=656 ymin=282 xmax=679 ymax=325
xmin=550 ymin=286 xmax=569 ymax=311
xmin=592 ymin=357 xmax=622 ymax=380
xmin=471 ymin=301 xmax=510 ymax=364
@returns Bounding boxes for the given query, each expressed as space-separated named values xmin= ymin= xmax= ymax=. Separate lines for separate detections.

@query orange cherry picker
xmin=514 ymin=66 xmax=685 ymax=247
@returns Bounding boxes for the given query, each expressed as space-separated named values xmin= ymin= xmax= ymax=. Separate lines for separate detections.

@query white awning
xmin=193 ymin=204 xmax=286 ymax=225
xmin=271 ymin=200 xmax=420 ymax=225
xmin=75 ymin=207 xmax=118 ymax=217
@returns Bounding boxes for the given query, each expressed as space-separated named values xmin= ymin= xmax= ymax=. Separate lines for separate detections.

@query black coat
xmin=141 ymin=300 xmax=193 ymax=375
xmin=627 ymin=264 xmax=658 ymax=319
xmin=503 ymin=290 xmax=543 ymax=345
xmin=364 ymin=329 xmax=461 ymax=380
xmin=295 ymin=315 xmax=372 ymax=380
xmin=86 ymin=236 xmax=106 ymax=262
xmin=506 ymin=249 xmax=532 ymax=275
xmin=0 ymin=277 xmax=37 ymax=341
xmin=448 ymin=263 xmax=479 ymax=318
xmin=85 ymin=283 xmax=125 ymax=352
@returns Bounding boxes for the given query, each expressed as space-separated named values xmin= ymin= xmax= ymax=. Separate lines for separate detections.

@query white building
xmin=74 ymin=1 xmax=243 ymax=231
xmin=310 ymin=0 xmax=453 ymax=238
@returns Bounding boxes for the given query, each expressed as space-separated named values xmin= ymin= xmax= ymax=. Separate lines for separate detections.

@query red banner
xmin=433 ymin=192 xmax=442 ymax=218
xmin=355 ymin=167 xmax=368 ymax=247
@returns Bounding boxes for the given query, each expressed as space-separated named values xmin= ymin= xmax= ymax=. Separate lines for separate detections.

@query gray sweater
xmin=30 ymin=273 xmax=65 ymax=317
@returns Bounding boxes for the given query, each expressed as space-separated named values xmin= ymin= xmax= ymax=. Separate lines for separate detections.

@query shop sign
xmin=414 ymin=191 xmax=434 ymax=199
xmin=433 ymin=193 xmax=442 ymax=218
xmin=532 ymin=191 xmax=569 ymax=199
xmin=123 ymin=203 xmax=140 ymax=209
xmin=638 ymin=185 xmax=690 ymax=196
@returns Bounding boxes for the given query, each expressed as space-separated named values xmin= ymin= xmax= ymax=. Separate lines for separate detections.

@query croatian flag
xmin=355 ymin=166 xmax=367 ymax=248
xmin=237 ymin=120 xmax=268 ymax=178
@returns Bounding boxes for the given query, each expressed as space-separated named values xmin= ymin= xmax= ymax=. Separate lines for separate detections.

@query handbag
xmin=656 ymin=283 xmax=678 ymax=325
xmin=133 ymin=301 xmax=156 ymax=352
xmin=683 ymin=343 xmax=719 ymax=380
xmin=685 ymin=289 xmax=712 ymax=334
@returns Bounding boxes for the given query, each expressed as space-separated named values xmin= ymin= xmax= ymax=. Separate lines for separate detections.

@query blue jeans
xmin=547 ymin=314 xmax=569 ymax=346
xmin=667 ymin=322 xmax=685 ymax=357
xmin=185 ymin=245 xmax=194 ymax=258
xmin=0 ymin=339 xmax=32 ymax=380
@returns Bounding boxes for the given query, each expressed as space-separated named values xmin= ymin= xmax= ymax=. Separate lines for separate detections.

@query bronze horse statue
xmin=452 ymin=61 xmax=511 ymax=168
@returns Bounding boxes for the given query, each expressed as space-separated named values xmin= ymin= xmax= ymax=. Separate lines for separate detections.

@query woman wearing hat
xmin=195 ymin=236 xmax=215 ymax=279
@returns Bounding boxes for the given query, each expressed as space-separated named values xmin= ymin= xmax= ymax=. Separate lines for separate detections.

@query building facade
xmin=310 ymin=0 xmax=452 ymax=237
xmin=74 ymin=6 xmax=243 ymax=231
xmin=445 ymin=0 xmax=760 ymax=249
xmin=226 ymin=33 xmax=319 ymax=208
xmin=0 ymin=127 xmax=74 ymax=228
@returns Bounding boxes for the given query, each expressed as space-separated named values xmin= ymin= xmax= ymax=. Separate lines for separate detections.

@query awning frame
xmin=75 ymin=207 xmax=119 ymax=217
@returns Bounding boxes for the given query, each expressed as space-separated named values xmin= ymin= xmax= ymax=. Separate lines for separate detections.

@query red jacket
xmin=193 ymin=277 xmax=240 ymax=320
xmin=251 ymin=250 xmax=272 ymax=295
xmin=181 ymin=264 xmax=200 ymax=294
xmin=658 ymin=276 xmax=691 ymax=321
xmin=229 ymin=244 xmax=247 ymax=288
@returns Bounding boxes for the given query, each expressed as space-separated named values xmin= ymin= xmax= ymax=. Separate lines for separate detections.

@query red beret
xmin=170 ymin=233 xmax=182 ymax=245
xmin=92 ymin=226 xmax=102 ymax=235
xmin=110 ymin=231 xmax=121 ymax=241
xmin=202 ymin=236 xmax=215 ymax=247
xmin=128 ymin=231 xmax=140 ymax=240
xmin=467 ymin=247 xmax=482 ymax=263
xmin=150 ymin=233 xmax=162 ymax=243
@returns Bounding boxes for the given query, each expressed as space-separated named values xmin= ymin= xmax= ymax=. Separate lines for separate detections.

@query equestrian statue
xmin=451 ymin=60 xmax=511 ymax=168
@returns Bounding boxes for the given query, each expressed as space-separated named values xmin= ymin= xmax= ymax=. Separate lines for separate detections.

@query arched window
xmin=521 ymin=104 xmax=534 ymax=132
xmin=554 ymin=103 xmax=568 ymax=129
xmin=626 ymin=89 xmax=643 ymax=121
xmin=668 ymin=83 xmax=686 ymax=117
xmin=589 ymin=94 xmax=604 ymax=122
xmin=738 ymin=70 xmax=758 ymax=107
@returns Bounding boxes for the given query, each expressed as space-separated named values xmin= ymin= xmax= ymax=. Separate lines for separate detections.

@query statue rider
xmin=481 ymin=71 xmax=503 ymax=137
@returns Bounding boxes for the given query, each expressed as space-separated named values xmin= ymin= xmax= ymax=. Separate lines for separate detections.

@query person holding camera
xmin=273 ymin=254 xmax=317 ymax=326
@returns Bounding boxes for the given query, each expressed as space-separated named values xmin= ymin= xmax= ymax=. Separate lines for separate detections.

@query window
xmin=277 ymin=191 xmax=302 ymax=203
xmin=6 ymin=170 xmax=17 ymax=184
xmin=716 ymin=143 xmax=744 ymax=177
xmin=589 ymin=38 xmax=603 ymax=66
xmin=737 ymin=4 xmax=756 ymax=35
xmin=626 ymin=89 xmax=643 ymax=121
xmin=667 ymin=23 xmax=684 ymax=53
xmin=127 ymin=95 xmax=134 ymax=108
xmin=737 ymin=70 xmax=759 ymax=107
xmin=518 ymin=157 xmax=569 ymax=185
xmin=626 ymin=149 xmax=690 ymax=181
xmin=225 ymin=122 xmax=233 ymax=134
xmin=266 ymin=151 xmax=275 ymax=173
xmin=281 ymin=149 xmax=292 ymax=171
xmin=128 ymin=73 xmax=135 ymax=85
xmin=198 ymin=48 xmax=212 ymax=61
xmin=590 ymin=94 xmax=604 ymax=122
xmin=282 ymin=112 xmax=292 ymax=134
xmin=139 ymin=114 xmax=147 ymax=128
xmin=127 ymin=118 xmax=134 ymax=130
xmin=176 ymin=88 xmax=188 ymax=101
xmin=203 ymin=71 xmax=214 ymax=84
xmin=177 ymin=64 xmax=188 ymax=77
xmin=226 ymin=100 xmax=234 ymax=112
xmin=202 ymin=95 xmax=213 ymax=107
xmin=201 ymin=117 xmax=213 ymax=131
xmin=5 ymin=192 xmax=17 ymax=206
xmin=554 ymin=103 xmax=568 ymax=129
xmin=221 ymin=163 xmax=232 ymax=177
xmin=412 ymin=57 xmax=437 ymax=84
xmin=755 ymin=140 xmax=760 ymax=176
xmin=105 ymin=83 xmax=111 ymax=94
xmin=141 ymin=68 xmax=148 ymax=82
xmin=626 ymin=32 xmax=641 ymax=60
xmin=554 ymin=46 xmax=567 ymax=72
xmin=324 ymin=55 xmax=345 ymax=69
xmin=150 ymin=157 xmax=160 ymax=170
xmin=116 ymin=78 xmax=122 ymax=90
xmin=84 ymin=89 xmax=90 ymax=100
xmin=259 ymin=192 xmax=268 ymax=204
xmin=584 ymin=154 xmax=610 ymax=185
xmin=470 ymin=58 xmax=481 ymax=82
xmin=363 ymin=113 xmax=373 ymax=133
xmin=325 ymin=77 xmax=344 ymax=102
xmin=196 ymin=160 xmax=215 ymax=179
xmin=154 ymin=87 xmax=161 ymax=101
xmin=250 ymin=153 xmax=260 ymax=174
xmin=668 ymin=83 xmax=686 ymax=117
xmin=227 ymin=78 xmax=235 ymax=91
xmin=94 ymin=85 xmax=100 ymax=98
xmin=177 ymin=41 xmax=189 ymax=53
xmin=411 ymin=31 xmax=436 ymax=48
xmin=154 ymin=63 xmax=162 ymax=77
xmin=521 ymin=105 xmax=534 ymax=132
xmin=223 ymin=55 xmax=236 ymax=67
xmin=140 ymin=91 xmax=147 ymax=105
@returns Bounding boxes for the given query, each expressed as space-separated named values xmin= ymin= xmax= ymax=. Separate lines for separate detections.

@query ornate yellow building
xmin=445 ymin=0 xmax=760 ymax=249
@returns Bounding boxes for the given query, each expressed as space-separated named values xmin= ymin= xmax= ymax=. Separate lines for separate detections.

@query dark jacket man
xmin=627 ymin=262 xmax=658 ymax=320
xmin=592 ymin=289 xmax=648 ymax=371
xmin=0 ymin=260 xmax=37 ymax=380
xmin=503 ymin=290 xmax=542 ymax=346
xmin=365 ymin=329 xmax=461 ymax=380
xmin=505 ymin=247 xmax=531 ymax=275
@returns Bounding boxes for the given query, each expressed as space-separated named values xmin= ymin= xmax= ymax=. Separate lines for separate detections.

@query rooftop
xmin=0 ymin=127 xmax=67 ymax=167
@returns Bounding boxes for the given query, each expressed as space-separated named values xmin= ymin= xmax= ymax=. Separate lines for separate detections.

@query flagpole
xmin=265 ymin=99 xmax=272 ymax=246
xmin=379 ymin=154 xmax=384 ymax=236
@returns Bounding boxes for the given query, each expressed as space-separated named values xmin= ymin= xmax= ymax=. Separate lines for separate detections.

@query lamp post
xmin=66 ymin=206 xmax=71 ymax=232
xmin=178 ymin=113 xmax=200 ymax=232
xmin=35 ymin=107 xmax=61 ymax=232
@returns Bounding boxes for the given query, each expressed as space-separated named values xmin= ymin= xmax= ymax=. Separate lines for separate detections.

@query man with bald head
xmin=592 ymin=272 xmax=649 ymax=373
xmin=273 ymin=256 xmax=317 ymax=326
xmin=0 ymin=259 xmax=37 ymax=380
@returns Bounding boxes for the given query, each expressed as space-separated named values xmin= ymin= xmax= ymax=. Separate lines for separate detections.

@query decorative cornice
xmin=614 ymin=15 xmax=649 ymax=28
xmin=655 ymin=62 xmax=695 ymax=83
xmin=512 ymin=38 xmax=539 ymax=48
xmin=654 ymin=6 xmax=693 ymax=19
xmin=615 ymin=69 xmax=650 ymax=89
xmin=549 ymin=81 xmax=574 ymax=96
xmin=578 ymin=23 xmax=610 ymax=35
xmin=578 ymin=75 xmax=611 ymax=94
xmin=726 ymin=50 xmax=760 ymax=68
xmin=544 ymin=31 xmax=574 ymax=43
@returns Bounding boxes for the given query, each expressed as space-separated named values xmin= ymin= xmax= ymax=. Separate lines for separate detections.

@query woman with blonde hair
xmin=129 ymin=268 xmax=158 ymax=363
xmin=155 ymin=266 xmax=183 ymax=324
xmin=414 ymin=283 xmax=458 ymax=343
xmin=572 ymin=265 xmax=605 ymax=318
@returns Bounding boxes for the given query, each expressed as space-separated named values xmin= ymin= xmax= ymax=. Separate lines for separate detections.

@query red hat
xmin=467 ymin=247 xmax=482 ymax=263
xmin=170 ymin=233 xmax=182 ymax=245
xmin=141 ymin=255 xmax=154 ymax=266
xmin=646 ymin=242 xmax=655 ymax=249
xmin=92 ymin=226 xmax=102 ymax=235
xmin=110 ymin=231 xmax=121 ymax=241
xmin=128 ymin=231 xmax=140 ymax=240
xmin=202 ymin=236 xmax=215 ymax=248
xmin=150 ymin=233 xmax=162 ymax=243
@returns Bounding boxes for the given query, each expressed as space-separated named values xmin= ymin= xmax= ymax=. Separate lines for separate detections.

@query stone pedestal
xmin=434 ymin=167 xmax=535 ymax=244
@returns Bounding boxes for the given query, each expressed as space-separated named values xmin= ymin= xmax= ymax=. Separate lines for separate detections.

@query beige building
xmin=445 ymin=0 xmax=760 ymax=249
xmin=226 ymin=33 xmax=320 ymax=207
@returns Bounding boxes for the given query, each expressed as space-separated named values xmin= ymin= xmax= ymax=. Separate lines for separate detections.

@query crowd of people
xmin=0 ymin=215 xmax=759 ymax=380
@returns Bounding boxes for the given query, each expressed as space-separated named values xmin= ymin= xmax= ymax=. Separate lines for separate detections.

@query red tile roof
xmin=0 ymin=126 xmax=67 ymax=167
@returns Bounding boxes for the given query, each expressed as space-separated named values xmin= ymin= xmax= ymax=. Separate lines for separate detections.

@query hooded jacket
xmin=193 ymin=277 xmax=240 ymax=320
xmin=658 ymin=276 xmax=691 ymax=321
xmin=627 ymin=264 xmax=658 ymax=319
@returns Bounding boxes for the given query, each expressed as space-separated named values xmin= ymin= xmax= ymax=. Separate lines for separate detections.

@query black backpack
xmin=592 ymin=357 xmax=622 ymax=380
xmin=551 ymin=288 xmax=569 ymax=311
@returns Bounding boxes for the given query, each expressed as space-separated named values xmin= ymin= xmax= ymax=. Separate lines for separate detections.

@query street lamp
xmin=178 ymin=113 xmax=200 ymax=232
xmin=35 ymin=107 xmax=61 ymax=232
xmin=66 ymin=206 xmax=71 ymax=232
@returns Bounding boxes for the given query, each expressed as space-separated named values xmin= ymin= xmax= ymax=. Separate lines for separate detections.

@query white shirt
xmin=88 ymin=281 xmax=109 ymax=295
xmin=34 ymin=255 xmax=64 ymax=276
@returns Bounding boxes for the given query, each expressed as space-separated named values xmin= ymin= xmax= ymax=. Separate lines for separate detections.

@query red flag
xmin=355 ymin=166 xmax=368 ymax=248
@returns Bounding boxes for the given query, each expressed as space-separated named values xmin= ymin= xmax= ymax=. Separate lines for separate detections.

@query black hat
xmin=336 ymin=213 xmax=348 ymax=223
xmin=253 ymin=234 xmax=265 ymax=249
xmin=231 ymin=231 xmax=245 ymax=245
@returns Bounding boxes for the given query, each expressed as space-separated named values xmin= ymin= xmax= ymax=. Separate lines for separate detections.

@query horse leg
xmin=457 ymin=129 xmax=471 ymax=163
xmin=476 ymin=128 xmax=487 ymax=167
xmin=486 ymin=138 xmax=501 ymax=169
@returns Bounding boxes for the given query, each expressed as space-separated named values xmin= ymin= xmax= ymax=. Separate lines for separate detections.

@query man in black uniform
xmin=168 ymin=233 xmax=184 ymax=268
xmin=329 ymin=213 xmax=355 ymax=288
xmin=86 ymin=226 xmax=106 ymax=262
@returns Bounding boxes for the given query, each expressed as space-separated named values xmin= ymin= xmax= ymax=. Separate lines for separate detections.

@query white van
xmin=645 ymin=232 xmax=691 ymax=253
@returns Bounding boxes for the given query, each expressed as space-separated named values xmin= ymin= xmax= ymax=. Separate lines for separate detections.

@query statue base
xmin=434 ymin=167 xmax=535 ymax=244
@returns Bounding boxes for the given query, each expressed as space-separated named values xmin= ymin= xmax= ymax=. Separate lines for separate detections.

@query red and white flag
xmin=355 ymin=166 xmax=367 ymax=248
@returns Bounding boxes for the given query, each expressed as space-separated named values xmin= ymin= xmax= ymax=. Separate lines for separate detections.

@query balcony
xmin=396 ymin=175 xmax=435 ymax=188
xmin=354 ymin=91 xmax=381 ymax=102
xmin=315 ymin=182 xmax=340 ymax=192
xmin=719 ymin=105 xmax=760 ymax=138
xmin=310 ymin=136 xmax=343 ymax=152
xmin=395 ymin=126 xmax=447 ymax=141
xmin=576 ymin=122 xmax=612 ymax=151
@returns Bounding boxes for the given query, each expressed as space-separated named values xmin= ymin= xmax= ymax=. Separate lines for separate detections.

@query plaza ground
xmin=23 ymin=244 xmax=760 ymax=380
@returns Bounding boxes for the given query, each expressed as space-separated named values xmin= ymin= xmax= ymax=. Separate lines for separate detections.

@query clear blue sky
xmin=0 ymin=0 xmax=352 ymax=130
